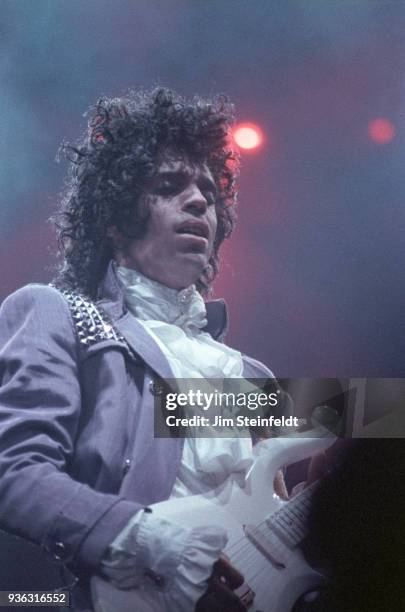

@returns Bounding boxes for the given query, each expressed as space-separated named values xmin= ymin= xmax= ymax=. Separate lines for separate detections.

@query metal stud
xmin=50 ymin=284 xmax=131 ymax=352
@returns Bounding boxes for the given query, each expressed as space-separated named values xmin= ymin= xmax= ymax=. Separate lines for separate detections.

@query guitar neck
xmin=248 ymin=480 xmax=319 ymax=553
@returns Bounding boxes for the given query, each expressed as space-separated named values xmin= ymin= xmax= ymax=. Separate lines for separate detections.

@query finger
xmin=212 ymin=556 xmax=244 ymax=590
xmin=196 ymin=591 xmax=223 ymax=612
xmin=209 ymin=576 xmax=247 ymax=611
xmin=196 ymin=583 xmax=246 ymax=612
xmin=196 ymin=591 xmax=245 ymax=612
xmin=273 ymin=468 xmax=289 ymax=500
xmin=306 ymin=451 xmax=327 ymax=486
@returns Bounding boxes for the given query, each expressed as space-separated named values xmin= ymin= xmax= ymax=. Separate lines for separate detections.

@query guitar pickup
xmin=244 ymin=524 xmax=287 ymax=569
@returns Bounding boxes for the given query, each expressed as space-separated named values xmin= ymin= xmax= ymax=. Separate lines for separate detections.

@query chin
xmin=167 ymin=255 xmax=207 ymax=289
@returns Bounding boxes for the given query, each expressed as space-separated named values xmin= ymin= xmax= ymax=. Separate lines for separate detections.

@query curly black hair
xmin=52 ymin=87 xmax=239 ymax=298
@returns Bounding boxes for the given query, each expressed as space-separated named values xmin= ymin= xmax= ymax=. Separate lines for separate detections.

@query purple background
xmin=2 ymin=1 xmax=405 ymax=376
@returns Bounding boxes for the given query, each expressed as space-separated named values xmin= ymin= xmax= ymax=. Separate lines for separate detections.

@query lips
xmin=175 ymin=220 xmax=210 ymax=240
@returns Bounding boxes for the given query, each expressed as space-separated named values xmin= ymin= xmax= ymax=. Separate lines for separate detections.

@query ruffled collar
xmin=116 ymin=265 xmax=208 ymax=334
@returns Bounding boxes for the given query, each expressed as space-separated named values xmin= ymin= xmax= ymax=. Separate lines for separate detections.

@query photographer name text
xmin=165 ymin=414 xmax=299 ymax=428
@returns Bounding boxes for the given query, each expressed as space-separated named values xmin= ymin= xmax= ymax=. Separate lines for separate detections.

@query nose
xmin=182 ymin=184 xmax=208 ymax=216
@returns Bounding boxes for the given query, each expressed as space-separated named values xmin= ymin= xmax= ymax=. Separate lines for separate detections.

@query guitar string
xmin=187 ymin=477 xmax=320 ymax=600
xmin=225 ymin=492 xmax=310 ymax=554
xmin=229 ymin=545 xmax=274 ymax=598
xmin=222 ymin=483 xmax=315 ymax=559
xmin=228 ymin=509 xmax=309 ymax=560
xmin=223 ymin=513 xmax=303 ymax=576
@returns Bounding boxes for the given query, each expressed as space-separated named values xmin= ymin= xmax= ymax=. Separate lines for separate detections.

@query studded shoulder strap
xmin=50 ymin=285 xmax=128 ymax=349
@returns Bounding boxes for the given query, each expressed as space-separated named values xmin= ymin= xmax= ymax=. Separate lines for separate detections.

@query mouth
xmin=175 ymin=220 xmax=210 ymax=241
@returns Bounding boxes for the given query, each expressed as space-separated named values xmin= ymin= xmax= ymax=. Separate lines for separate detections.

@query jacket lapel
xmin=114 ymin=312 xmax=175 ymax=381
xmin=96 ymin=261 xmax=174 ymax=380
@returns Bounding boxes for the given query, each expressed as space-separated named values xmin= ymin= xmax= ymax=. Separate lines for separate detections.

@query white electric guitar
xmin=91 ymin=435 xmax=334 ymax=612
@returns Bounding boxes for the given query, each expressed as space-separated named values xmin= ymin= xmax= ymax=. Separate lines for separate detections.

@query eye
xmin=154 ymin=179 xmax=180 ymax=196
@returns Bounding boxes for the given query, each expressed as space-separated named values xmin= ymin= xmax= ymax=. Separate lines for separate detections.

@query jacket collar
xmin=96 ymin=261 xmax=229 ymax=380
xmin=97 ymin=260 xmax=229 ymax=341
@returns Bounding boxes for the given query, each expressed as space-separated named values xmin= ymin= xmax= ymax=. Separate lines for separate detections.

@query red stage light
xmin=368 ymin=118 xmax=395 ymax=145
xmin=233 ymin=123 xmax=263 ymax=150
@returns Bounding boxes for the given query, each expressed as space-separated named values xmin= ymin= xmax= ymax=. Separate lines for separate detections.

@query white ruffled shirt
xmin=101 ymin=266 xmax=257 ymax=611
xmin=115 ymin=265 xmax=254 ymax=495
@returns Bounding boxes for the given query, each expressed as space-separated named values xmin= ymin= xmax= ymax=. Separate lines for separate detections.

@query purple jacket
xmin=0 ymin=262 xmax=271 ymax=574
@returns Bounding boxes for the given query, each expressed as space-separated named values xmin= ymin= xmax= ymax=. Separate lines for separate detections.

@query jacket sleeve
xmin=0 ymin=285 xmax=141 ymax=570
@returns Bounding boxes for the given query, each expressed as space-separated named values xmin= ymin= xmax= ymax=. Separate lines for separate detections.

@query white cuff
xmin=101 ymin=509 xmax=227 ymax=611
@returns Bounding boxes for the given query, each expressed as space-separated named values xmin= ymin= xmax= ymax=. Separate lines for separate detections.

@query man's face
xmin=117 ymin=155 xmax=218 ymax=289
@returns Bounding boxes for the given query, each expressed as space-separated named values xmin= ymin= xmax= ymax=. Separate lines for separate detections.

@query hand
xmin=273 ymin=468 xmax=289 ymax=500
xmin=285 ymin=451 xmax=328 ymax=499
xmin=196 ymin=554 xmax=246 ymax=612
xmin=305 ymin=451 xmax=327 ymax=486
xmin=101 ymin=511 xmax=229 ymax=612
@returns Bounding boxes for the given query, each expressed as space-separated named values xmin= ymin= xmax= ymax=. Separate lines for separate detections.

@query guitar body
xmin=92 ymin=436 xmax=333 ymax=612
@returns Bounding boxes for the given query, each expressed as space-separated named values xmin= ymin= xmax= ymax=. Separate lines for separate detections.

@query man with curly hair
xmin=53 ymin=88 xmax=237 ymax=297
xmin=0 ymin=88 xmax=275 ymax=611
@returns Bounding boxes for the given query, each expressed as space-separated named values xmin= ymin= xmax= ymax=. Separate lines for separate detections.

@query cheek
xmin=145 ymin=208 xmax=177 ymax=252
xmin=145 ymin=202 xmax=170 ymax=236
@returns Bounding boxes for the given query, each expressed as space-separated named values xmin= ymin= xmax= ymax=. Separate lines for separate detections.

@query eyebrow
xmin=154 ymin=169 xmax=218 ymax=195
